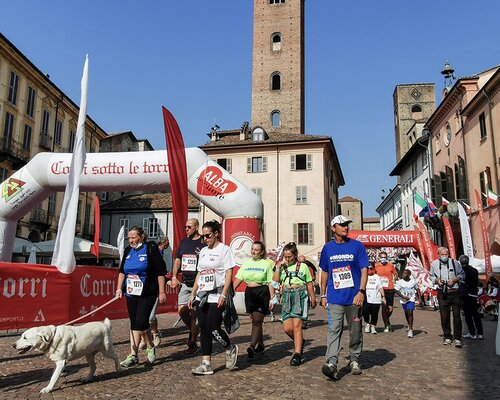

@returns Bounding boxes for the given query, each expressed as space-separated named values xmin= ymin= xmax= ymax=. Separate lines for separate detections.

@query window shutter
xmin=143 ymin=218 xmax=149 ymax=235
xmin=303 ymin=186 xmax=307 ymax=203
xmin=295 ymin=186 xmax=300 ymax=203
xmin=262 ymin=156 xmax=267 ymax=172
xmin=306 ymin=154 xmax=312 ymax=170
xmin=247 ymin=157 xmax=252 ymax=173
xmin=293 ymin=223 xmax=298 ymax=243
xmin=290 ymin=155 xmax=296 ymax=171
xmin=227 ymin=158 xmax=232 ymax=174
xmin=157 ymin=217 xmax=163 ymax=238
xmin=308 ymin=223 xmax=314 ymax=245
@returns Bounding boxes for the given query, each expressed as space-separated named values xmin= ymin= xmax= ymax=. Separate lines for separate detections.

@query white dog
xmin=12 ymin=318 xmax=121 ymax=393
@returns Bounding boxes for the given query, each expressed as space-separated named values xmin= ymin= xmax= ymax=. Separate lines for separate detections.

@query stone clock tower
xmin=251 ymin=0 xmax=304 ymax=134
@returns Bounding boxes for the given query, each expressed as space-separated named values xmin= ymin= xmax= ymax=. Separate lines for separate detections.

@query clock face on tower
xmin=444 ymin=124 xmax=452 ymax=147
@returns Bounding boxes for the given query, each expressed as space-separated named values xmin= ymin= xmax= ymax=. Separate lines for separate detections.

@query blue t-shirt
xmin=319 ymin=238 xmax=369 ymax=305
xmin=123 ymin=245 xmax=149 ymax=297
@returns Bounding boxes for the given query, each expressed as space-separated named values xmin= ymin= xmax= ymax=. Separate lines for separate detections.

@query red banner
xmin=348 ymin=230 xmax=417 ymax=247
xmin=414 ymin=225 xmax=429 ymax=270
xmin=416 ymin=221 xmax=438 ymax=262
xmin=162 ymin=106 xmax=188 ymax=257
xmin=0 ymin=263 xmax=178 ymax=330
xmin=91 ymin=195 xmax=100 ymax=260
xmin=441 ymin=216 xmax=456 ymax=260
xmin=475 ymin=190 xmax=493 ymax=277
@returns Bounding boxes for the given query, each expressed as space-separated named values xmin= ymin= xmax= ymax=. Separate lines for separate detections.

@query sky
xmin=2 ymin=1 xmax=500 ymax=216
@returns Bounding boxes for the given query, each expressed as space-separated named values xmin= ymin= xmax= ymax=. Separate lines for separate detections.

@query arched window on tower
xmin=271 ymin=33 xmax=282 ymax=52
xmin=411 ymin=104 xmax=422 ymax=119
xmin=271 ymin=111 xmax=281 ymax=127
xmin=271 ymin=72 xmax=281 ymax=91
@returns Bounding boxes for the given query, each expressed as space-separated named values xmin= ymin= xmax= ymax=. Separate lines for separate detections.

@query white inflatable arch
xmin=0 ymin=147 xmax=263 ymax=261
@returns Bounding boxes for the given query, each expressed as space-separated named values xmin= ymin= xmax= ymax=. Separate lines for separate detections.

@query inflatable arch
xmin=0 ymin=147 xmax=263 ymax=261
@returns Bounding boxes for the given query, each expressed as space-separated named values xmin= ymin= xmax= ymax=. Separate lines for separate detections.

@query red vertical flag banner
xmin=417 ymin=220 xmax=437 ymax=263
xmin=90 ymin=195 xmax=100 ymax=260
xmin=162 ymin=107 xmax=188 ymax=256
xmin=475 ymin=190 xmax=493 ymax=277
xmin=441 ymin=216 xmax=456 ymax=260
xmin=414 ymin=225 xmax=429 ymax=270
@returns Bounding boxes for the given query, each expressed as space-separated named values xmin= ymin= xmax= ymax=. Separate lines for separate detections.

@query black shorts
xmin=245 ymin=285 xmax=270 ymax=315
xmin=126 ymin=294 xmax=158 ymax=331
xmin=384 ymin=289 xmax=396 ymax=307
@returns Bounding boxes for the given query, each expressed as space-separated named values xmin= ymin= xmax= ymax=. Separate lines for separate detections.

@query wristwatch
xmin=359 ymin=289 xmax=366 ymax=295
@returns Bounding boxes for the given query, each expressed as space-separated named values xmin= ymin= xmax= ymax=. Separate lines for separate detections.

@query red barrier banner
xmin=442 ymin=216 xmax=456 ymax=260
xmin=0 ymin=263 xmax=178 ymax=330
xmin=414 ymin=225 xmax=429 ymax=270
xmin=475 ymin=190 xmax=493 ymax=277
xmin=348 ymin=231 xmax=418 ymax=248
xmin=416 ymin=221 xmax=437 ymax=262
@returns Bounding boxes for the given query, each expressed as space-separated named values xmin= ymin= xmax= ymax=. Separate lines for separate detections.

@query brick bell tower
xmin=251 ymin=0 xmax=305 ymax=134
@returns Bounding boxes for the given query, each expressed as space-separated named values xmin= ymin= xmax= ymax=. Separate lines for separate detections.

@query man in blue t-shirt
xmin=319 ymin=215 xmax=369 ymax=380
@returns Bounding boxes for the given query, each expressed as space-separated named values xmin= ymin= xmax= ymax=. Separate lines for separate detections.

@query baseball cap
xmin=331 ymin=215 xmax=352 ymax=226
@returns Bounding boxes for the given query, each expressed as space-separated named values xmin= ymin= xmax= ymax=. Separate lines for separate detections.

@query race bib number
xmin=126 ymin=274 xmax=144 ymax=296
xmin=332 ymin=266 xmax=354 ymax=289
xmin=181 ymin=254 xmax=197 ymax=271
xmin=380 ymin=277 xmax=390 ymax=288
xmin=198 ymin=269 xmax=216 ymax=291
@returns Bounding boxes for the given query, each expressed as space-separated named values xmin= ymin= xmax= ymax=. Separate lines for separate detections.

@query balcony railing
xmin=39 ymin=133 xmax=53 ymax=150
xmin=0 ymin=136 xmax=31 ymax=165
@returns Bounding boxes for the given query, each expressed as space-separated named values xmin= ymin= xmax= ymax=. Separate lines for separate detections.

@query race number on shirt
xmin=332 ymin=266 xmax=354 ymax=289
xmin=126 ymin=274 xmax=144 ymax=296
xmin=198 ymin=269 xmax=216 ymax=291
xmin=181 ymin=254 xmax=198 ymax=271
xmin=380 ymin=276 xmax=390 ymax=287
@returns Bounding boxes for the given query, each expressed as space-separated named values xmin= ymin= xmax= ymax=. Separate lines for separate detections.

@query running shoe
xmin=290 ymin=353 xmax=302 ymax=366
xmin=371 ymin=326 xmax=377 ymax=335
xmin=254 ymin=343 xmax=265 ymax=353
xmin=384 ymin=325 xmax=390 ymax=333
xmin=365 ymin=323 xmax=371 ymax=333
xmin=120 ymin=354 xmax=138 ymax=368
xmin=225 ymin=345 xmax=238 ymax=370
xmin=321 ymin=363 xmax=338 ymax=380
xmin=191 ymin=361 xmax=213 ymax=375
xmin=247 ymin=345 xmax=256 ymax=358
xmin=407 ymin=330 xmax=413 ymax=338
xmin=443 ymin=338 xmax=452 ymax=345
xmin=454 ymin=340 xmax=463 ymax=348
xmin=388 ymin=323 xmax=394 ymax=332
xmin=462 ymin=333 xmax=476 ymax=339
xmin=146 ymin=346 xmax=156 ymax=364
xmin=477 ymin=335 xmax=484 ymax=340
xmin=350 ymin=360 xmax=362 ymax=375
xmin=153 ymin=333 xmax=161 ymax=347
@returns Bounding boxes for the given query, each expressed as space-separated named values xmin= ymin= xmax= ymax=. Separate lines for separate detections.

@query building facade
xmin=251 ymin=0 xmax=304 ymax=135
xmin=0 ymin=33 xmax=107 ymax=243
xmin=338 ymin=196 xmax=363 ymax=230
xmin=376 ymin=184 xmax=402 ymax=231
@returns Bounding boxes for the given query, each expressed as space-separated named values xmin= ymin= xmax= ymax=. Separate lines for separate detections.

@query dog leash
xmin=63 ymin=296 xmax=119 ymax=326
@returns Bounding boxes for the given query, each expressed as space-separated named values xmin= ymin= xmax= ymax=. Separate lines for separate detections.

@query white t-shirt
xmin=395 ymin=278 xmax=418 ymax=303
xmin=196 ymin=242 xmax=235 ymax=303
xmin=366 ymin=274 xmax=383 ymax=304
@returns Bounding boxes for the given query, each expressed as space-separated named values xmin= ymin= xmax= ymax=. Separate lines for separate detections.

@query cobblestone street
xmin=1 ymin=304 xmax=499 ymax=400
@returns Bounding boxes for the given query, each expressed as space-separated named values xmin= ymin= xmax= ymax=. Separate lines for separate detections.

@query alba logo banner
xmin=196 ymin=166 xmax=237 ymax=198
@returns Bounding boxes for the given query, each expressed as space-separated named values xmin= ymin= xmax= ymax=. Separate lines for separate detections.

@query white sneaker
xmin=407 ymin=330 xmax=413 ymax=338
xmin=350 ymin=360 xmax=362 ymax=375
xmin=463 ymin=333 xmax=476 ymax=339
xmin=153 ymin=333 xmax=161 ymax=347
xmin=365 ymin=324 xmax=371 ymax=333
xmin=192 ymin=361 xmax=213 ymax=375
xmin=370 ymin=326 xmax=377 ymax=334
xmin=384 ymin=326 xmax=390 ymax=333
xmin=146 ymin=346 xmax=156 ymax=364
xmin=225 ymin=345 xmax=238 ymax=370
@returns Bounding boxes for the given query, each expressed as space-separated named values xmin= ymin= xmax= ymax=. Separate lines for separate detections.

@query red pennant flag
xmin=90 ymin=195 xmax=100 ymax=260
xmin=441 ymin=216 xmax=456 ymax=259
xmin=162 ymin=107 xmax=188 ymax=257
xmin=417 ymin=220 xmax=438 ymax=263
xmin=475 ymin=190 xmax=493 ymax=277
xmin=414 ymin=225 xmax=429 ymax=270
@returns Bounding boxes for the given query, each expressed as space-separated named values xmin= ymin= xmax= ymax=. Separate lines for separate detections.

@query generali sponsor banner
xmin=348 ymin=231 xmax=417 ymax=247
xmin=442 ymin=216 xmax=456 ymax=260
xmin=0 ymin=263 xmax=178 ymax=330
xmin=475 ymin=190 xmax=493 ymax=277
xmin=223 ymin=218 xmax=261 ymax=292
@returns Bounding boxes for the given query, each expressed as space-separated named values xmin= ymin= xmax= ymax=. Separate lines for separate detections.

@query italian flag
xmin=487 ymin=189 xmax=499 ymax=207
xmin=414 ymin=192 xmax=427 ymax=220
xmin=442 ymin=196 xmax=450 ymax=206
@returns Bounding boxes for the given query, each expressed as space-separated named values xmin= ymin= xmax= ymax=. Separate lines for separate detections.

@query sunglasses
xmin=202 ymin=233 xmax=214 ymax=240
xmin=336 ymin=222 xmax=350 ymax=228
xmin=185 ymin=225 xmax=192 ymax=229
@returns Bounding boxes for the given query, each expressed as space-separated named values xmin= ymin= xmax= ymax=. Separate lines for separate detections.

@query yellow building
xmin=0 ymin=33 xmax=107 ymax=243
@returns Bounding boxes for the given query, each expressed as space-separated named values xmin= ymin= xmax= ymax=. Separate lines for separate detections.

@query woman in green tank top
xmin=233 ymin=241 xmax=275 ymax=358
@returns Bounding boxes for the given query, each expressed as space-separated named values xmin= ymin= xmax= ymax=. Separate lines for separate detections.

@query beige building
xmin=426 ymin=66 xmax=500 ymax=257
xmin=251 ymin=0 xmax=304 ymax=135
xmin=338 ymin=196 xmax=363 ymax=230
xmin=362 ymin=217 xmax=381 ymax=231
xmin=200 ymin=130 xmax=343 ymax=255
xmin=0 ymin=33 xmax=107 ymax=243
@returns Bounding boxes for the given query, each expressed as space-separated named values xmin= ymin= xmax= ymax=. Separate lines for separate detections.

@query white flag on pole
xmin=51 ymin=55 xmax=89 ymax=274
xmin=457 ymin=202 xmax=474 ymax=258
